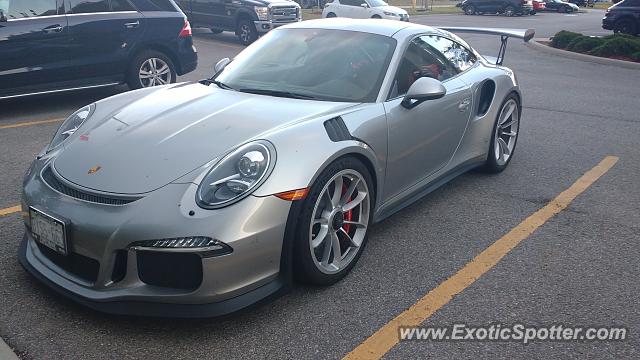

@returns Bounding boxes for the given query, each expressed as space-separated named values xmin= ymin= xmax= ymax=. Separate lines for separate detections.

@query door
xmin=64 ymin=0 xmax=144 ymax=82
xmin=384 ymin=34 xmax=474 ymax=200
xmin=191 ymin=0 xmax=228 ymax=28
xmin=0 ymin=0 xmax=70 ymax=94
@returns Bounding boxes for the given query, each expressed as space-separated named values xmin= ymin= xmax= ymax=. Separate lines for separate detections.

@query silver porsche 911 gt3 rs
xmin=19 ymin=19 xmax=533 ymax=317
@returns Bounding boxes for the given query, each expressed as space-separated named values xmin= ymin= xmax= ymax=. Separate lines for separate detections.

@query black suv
xmin=177 ymin=0 xmax=301 ymax=45
xmin=603 ymin=0 xmax=640 ymax=35
xmin=0 ymin=0 xmax=197 ymax=100
xmin=460 ymin=0 xmax=533 ymax=16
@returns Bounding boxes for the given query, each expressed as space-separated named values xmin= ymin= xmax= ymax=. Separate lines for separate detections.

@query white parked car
xmin=322 ymin=0 xmax=410 ymax=21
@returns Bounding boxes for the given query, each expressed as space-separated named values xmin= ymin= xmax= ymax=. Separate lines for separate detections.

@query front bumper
xmin=254 ymin=20 xmax=301 ymax=33
xmin=602 ymin=16 xmax=616 ymax=30
xmin=19 ymin=159 xmax=294 ymax=317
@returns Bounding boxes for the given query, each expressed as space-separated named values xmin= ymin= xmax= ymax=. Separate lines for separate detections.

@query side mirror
xmin=401 ymin=77 xmax=446 ymax=109
xmin=214 ymin=57 xmax=230 ymax=74
xmin=360 ymin=3 xmax=369 ymax=8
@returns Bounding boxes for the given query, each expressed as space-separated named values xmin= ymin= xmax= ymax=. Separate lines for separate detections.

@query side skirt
xmin=373 ymin=156 xmax=486 ymax=223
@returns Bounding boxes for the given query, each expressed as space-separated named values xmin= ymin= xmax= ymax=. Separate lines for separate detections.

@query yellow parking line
xmin=0 ymin=205 xmax=21 ymax=217
xmin=343 ymin=156 xmax=619 ymax=360
xmin=0 ymin=118 xmax=64 ymax=130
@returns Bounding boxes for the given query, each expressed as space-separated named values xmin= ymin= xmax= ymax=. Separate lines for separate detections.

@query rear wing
xmin=437 ymin=27 xmax=536 ymax=66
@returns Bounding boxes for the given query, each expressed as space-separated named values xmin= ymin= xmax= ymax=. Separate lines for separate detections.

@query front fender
xmin=252 ymin=121 xmax=381 ymax=200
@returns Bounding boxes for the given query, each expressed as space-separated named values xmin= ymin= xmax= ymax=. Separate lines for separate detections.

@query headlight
xmin=196 ymin=140 xmax=275 ymax=209
xmin=255 ymin=6 xmax=269 ymax=21
xmin=383 ymin=11 xmax=398 ymax=16
xmin=48 ymin=104 xmax=94 ymax=152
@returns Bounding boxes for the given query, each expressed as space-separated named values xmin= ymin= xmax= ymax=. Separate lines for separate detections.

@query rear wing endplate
xmin=437 ymin=27 xmax=535 ymax=66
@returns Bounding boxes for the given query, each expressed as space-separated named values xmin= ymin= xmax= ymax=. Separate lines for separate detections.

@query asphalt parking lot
xmin=1 ymin=9 xmax=639 ymax=359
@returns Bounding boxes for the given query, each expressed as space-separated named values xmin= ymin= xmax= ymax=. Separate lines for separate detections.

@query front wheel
xmin=614 ymin=19 xmax=637 ymax=35
xmin=293 ymin=157 xmax=374 ymax=285
xmin=326 ymin=12 xmax=337 ymax=18
xmin=463 ymin=5 xmax=476 ymax=15
xmin=371 ymin=14 xmax=382 ymax=19
xmin=504 ymin=5 xmax=516 ymax=16
xmin=563 ymin=5 xmax=573 ymax=13
xmin=481 ymin=95 xmax=521 ymax=173
xmin=127 ymin=50 xmax=176 ymax=90
xmin=236 ymin=19 xmax=258 ymax=46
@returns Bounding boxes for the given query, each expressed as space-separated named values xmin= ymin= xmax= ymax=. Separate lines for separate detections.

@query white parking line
xmin=0 ymin=337 xmax=19 ymax=360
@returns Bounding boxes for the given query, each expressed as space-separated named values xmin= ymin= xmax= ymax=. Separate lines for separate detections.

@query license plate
xmin=30 ymin=208 xmax=68 ymax=255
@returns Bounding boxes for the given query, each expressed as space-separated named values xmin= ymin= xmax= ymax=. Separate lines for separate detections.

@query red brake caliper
xmin=342 ymin=183 xmax=353 ymax=234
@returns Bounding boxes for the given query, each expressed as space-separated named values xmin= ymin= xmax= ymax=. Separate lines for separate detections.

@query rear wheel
xmin=481 ymin=94 xmax=521 ymax=173
xmin=293 ymin=157 xmax=374 ymax=285
xmin=326 ymin=12 xmax=337 ymax=18
xmin=614 ymin=18 xmax=637 ymax=35
xmin=127 ymin=50 xmax=176 ymax=90
xmin=504 ymin=5 xmax=516 ymax=16
xmin=236 ymin=18 xmax=257 ymax=46
xmin=210 ymin=28 xmax=223 ymax=34
xmin=463 ymin=5 xmax=476 ymax=15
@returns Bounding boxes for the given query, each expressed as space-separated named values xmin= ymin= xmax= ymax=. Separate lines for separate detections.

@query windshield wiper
xmin=238 ymin=88 xmax=318 ymax=100
xmin=211 ymin=79 xmax=235 ymax=90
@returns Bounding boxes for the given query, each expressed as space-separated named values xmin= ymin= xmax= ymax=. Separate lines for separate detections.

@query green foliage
xmin=589 ymin=36 xmax=640 ymax=58
xmin=567 ymin=37 xmax=605 ymax=53
xmin=551 ymin=31 xmax=640 ymax=61
xmin=551 ymin=31 xmax=582 ymax=49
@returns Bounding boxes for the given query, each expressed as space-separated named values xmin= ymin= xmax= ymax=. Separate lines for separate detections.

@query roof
xmin=283 ymin=18 xmax=434 ymax=37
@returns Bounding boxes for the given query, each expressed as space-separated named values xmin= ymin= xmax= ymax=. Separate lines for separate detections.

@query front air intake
xmin=41 ymin=166 xmax=141 ymax=205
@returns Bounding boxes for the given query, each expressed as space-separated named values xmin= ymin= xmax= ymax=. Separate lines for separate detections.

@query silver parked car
xmin=19 ymin=19 xmax=533 ymax=317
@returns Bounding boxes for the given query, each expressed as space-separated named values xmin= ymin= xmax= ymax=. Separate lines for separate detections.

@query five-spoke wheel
xmin=294 ymin=157 xmax=374 ymax=285
xmin=482 ymin=94 xmax=521 ymax=173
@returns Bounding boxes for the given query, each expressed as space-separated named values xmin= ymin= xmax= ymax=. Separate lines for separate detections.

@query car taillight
xmin=179 ymin=19 xmax=192 ymax=38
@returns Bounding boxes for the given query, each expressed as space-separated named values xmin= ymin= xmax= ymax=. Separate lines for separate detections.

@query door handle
xmin=458 ymin=98 xmax=471 ymax=112
xmin=124 ymin=20 xmax=140 ymax=29
xmin=43 ymin=24 xmax=63 ymax=33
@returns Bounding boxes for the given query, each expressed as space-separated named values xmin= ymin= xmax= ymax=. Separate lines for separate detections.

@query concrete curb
xmin=0 ymin=337 xmax=19 ymax=360
xmin=525 ymin=38 xmax=640 ymax=70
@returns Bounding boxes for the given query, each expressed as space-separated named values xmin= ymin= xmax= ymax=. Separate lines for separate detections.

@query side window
xmin=341 ymin=0 xmax=361 ymax=6
xmin=4 ymin=0 xmax=58 ymax=19
xmin=389 ymin=36 xmax=458 ymax=98
xmin=422 ymin=35 xmax=477 ymax=73
xmin=146 ymin=0 xmax=178 ymax=11
xmin=69 ymin=0 xmax=109 ymax=13
xmin=111 ymin=0 xmax=135 ymax=11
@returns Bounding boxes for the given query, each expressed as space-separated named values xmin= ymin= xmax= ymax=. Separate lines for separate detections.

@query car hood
xmin=377 ymin=5 xmax=408 ymax=15
xmin=53 ymin=83 xmax=354 ymax=194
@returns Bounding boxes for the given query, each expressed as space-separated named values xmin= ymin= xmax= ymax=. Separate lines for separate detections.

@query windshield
xmin=367 ymin=0 xmax=389 ymax=7
xmin=215 ymin=28 xmax=397 ymax=103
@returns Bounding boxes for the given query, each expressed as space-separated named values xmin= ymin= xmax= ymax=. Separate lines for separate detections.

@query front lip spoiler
xmin=18 ymin=234 xmax=287 ymax=318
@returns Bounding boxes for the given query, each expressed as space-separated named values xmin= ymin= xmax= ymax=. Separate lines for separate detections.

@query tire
xmin=326 ymin=12 xmax=337 ymax=18
xmin=210 ymin=28 xmax=223 ymax=34
xmin=564 ymin=5 xmax=573 ymax=13
xmin=127 ymin=50 xmax=176 ymax=90
xmin=293 ymin=156 xmax=375 ymax=285
xmin=463 ymin=5 xmax=476 ymax=15
xmin=614 ymin=18 xmax=637 ymax=35
xmin=530 ymin=10 xmax=536 ymax=15
xmin=504 ymin=5 xmax=516 ymax=16
xmin=371 ymin=14 xmax=382 ymax=19
xmin=481 ymin=94 xmax=521 ymax=173
xmin=236 ymin=18 xmax=258 ymax=46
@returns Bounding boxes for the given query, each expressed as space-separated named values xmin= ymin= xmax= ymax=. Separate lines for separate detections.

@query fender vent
xmin=41 ymin=166 xmax=141 ymax=205
xmin=324 ymin=117 xmax=352 ymax=142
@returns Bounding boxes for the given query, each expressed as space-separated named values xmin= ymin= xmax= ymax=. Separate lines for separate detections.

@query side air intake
xmin=324 ymin=117 xmax=352 ymax=142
